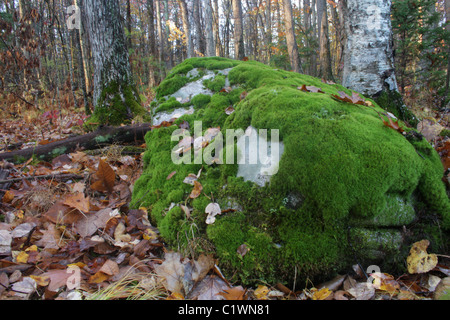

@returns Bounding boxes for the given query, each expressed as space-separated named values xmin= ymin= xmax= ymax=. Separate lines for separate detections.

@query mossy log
xmin=0 ymin=123 xmax=152 ymax=162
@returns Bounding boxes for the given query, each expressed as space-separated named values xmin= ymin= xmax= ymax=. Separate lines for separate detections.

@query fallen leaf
xmin=154 ymin=252 xmax=185 ymax=294
xmin=188 ymin=275 xmax=228 ymax=300
xmin=191 ymin=254 xmax=215 ymax=283
xmin=205 ymin=202 xmax=221 ymax=224
xmin=91 ymin=159 xmax=116 ymax=193
xmin=2 ymin=190 xmax=14 ymax=203
xmin=63 ymin=192 xmax=90 ymax=213
xmin=41 ymin=269 xmax=72 ymax=292
xmin=189 ymin=181 xmax=203 ymax=199
xmin=16 ymin=251 xmax=29 ymax=264
xmin=371 ymin=273 xmax=400 ymax=294
xmin=183 ymin=173 xmax=198 ymax=185
xmin=99 ymin=259 xmax=119 ymax=276
xmin=44 ymin=201 xmax=81 ymax=225
xmin=219 ymin=286 xmax=246 ymax=300
xmin=74 ymin=207 xmax=113 ymax=238
xmin=237 ymin=244 xmax=249 ymax=257
xmin=379 ymin=113 xmax=405 ymax=133
xmin=29 ymin=274 xmax=50 ymax=287
xmin=332 ymin=91 xmax=366 ymax=105
xmin=180 ymin=204 xmax=191 ymax=219
xmin=298 ymin=84 xmax=324 ymax=93
xmin=166 ymin=171 xmax=177 ymax=180
xmin=312 ymin=287 xmax=333 ymax=300
xmin=89 ymin=271 xmax=111 ymax=284
xmin=225 ymin=106 xmax=235 ymax=115
xmin=334 ymin=290 xmax=350 ymax=300
xmin=347 ymin=282 xmax=375 ymax=300
xmin=254 ymin=285 xmax=269 ymax=300
xmin=407 ymin=240 xmax=438 ymax=274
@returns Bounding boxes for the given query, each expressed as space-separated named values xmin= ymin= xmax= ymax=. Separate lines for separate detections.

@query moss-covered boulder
xmin=132 ymin=57 xmax=449 ymax=286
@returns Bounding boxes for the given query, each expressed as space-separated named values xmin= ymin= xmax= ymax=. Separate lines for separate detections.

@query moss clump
xmin=374 ymin=90 xmax=419 ymax=127
xmin=204 ymin=74 xmax=226 ymax=92
xmin=191 ymin=94 xmax=211 ymax=109
xmin=132 ymin=57 xmax=449 ymax=286
xmin=155 ymin=74 xmax=189 ymax=99
xmin=154 ymin=97 xmax=182 ymax=113
xmin=85 ymin=81 xmax=149 ymax=127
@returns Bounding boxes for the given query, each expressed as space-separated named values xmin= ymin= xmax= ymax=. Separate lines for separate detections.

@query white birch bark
xmin=342 ymin=0 xmax=398 ymax=96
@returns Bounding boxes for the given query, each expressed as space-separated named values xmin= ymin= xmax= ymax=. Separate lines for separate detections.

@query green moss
xmin=204 ymin=74 xmax=226 ymax=92
xmin=155 ymin=74 xmax=189 ymax=99
xmin=85 ymin=81 xmax=149 ymax=127
xmin=155 ymin=97 xmax=182 ymax=113
xmin=185 ymin=56 xmax=240 ymax=70
xmin=374 ymin=90 xmax=419 ymax=127
xmin=191 ymin=94 xmax=211 ymax=109
xmin=132 ymin=57 xmax=449 ymax=286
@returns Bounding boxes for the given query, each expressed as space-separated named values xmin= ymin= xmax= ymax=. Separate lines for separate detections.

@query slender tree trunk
xmin=193 ymin=0 xmax=206 ymax=55
xmin=126 ymin=0 xmax=132 ymax=49
xmin=204 ymin=0 xmax=216 ymax=57
xmin=317 ymin=0 xmax=334 ymax=81
xmin=83 ymin=0 xmax=144 ymax=125
xmin=442 ymin=0 xmax=450 ymax=109
xmin=233 ymin=0 xmax=245 ymax=60
xmin=147 ymin=0 xmax=157 ymax=87
xmin=213 ymin=0 xmax=222 ymax=56
xmin=155 ymin=0 xmax=165 ymax=77
xmin=282 ymin=0 xmax=302 ymax=73
xmin=265 ymin=0 xmax=272 ymax=63
xmin=178 ymin=0 xmax=194 ymax=58
xmin=342 ymin=0 xmax=398 ymax=96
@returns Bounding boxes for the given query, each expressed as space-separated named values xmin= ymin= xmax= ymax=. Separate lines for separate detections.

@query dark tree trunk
xmin=82 ymin=0 xmax=144 ymax=125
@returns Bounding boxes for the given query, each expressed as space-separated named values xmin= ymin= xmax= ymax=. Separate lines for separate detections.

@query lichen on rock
xmin=132 ymin=57 xmax=449 ymax=286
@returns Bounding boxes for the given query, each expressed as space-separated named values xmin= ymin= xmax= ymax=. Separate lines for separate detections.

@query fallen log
xmin=0 ymin=123 xmax=153 ymax=162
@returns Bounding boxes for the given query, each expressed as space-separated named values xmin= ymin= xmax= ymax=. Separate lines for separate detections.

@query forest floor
xmin=0 ymin=90 xmax=449 ymax=301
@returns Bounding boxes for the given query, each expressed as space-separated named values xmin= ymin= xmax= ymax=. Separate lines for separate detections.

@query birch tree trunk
xmin=83 ymin=0 xmax=145 ymax=125
xmin=282 ymin=0 xmax=302 ymax=73
xmin=342 ymin=0 xmax=398 ymax=96
xmin=233 ymin=0 xmax=245 ymax=60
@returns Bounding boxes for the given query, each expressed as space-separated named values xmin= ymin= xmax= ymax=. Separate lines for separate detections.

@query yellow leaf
xmin=2 ymin=190 xmax=14 ymax=203
xmin=312 ymin=287 xmax=333 ymax=300
xmin=68 ymin=262 xmax=86 ymax=269
xmin=254 ymin=285 xmax=269 ymax=300
xmin=16 ymin=251 xmax=29 ymax=264
xmin=166 ymin=292 xmax=185 ymax=300
xmin=30 ymin=275 xmax=50 ymax=287
xmin=88 ymin=271 xmax=110 ymax=284
xmin=407 ymin=240 xmax=438 ymax=274
xmin=25 ymin=245 xmax=38 ymax=252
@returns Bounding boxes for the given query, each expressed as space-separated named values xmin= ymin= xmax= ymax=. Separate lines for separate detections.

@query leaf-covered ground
xmin=0 ymin=102 xmax=449 ymax=300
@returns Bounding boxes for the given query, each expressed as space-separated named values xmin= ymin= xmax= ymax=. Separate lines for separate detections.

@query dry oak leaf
xmin=407 ymin=239 xmax=438 ymax=274
xmin=63 ymin=192 xmax=90 ymax=213
xmin=219 ymin=286 xmax=247 ymax=300
xmin=298 ymin=84 xmax=325 ymax=93
xmin=91 ymin=159 xmax=116 ymax=193
xmin=99 ymin=259 xmax=120 ymax=276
